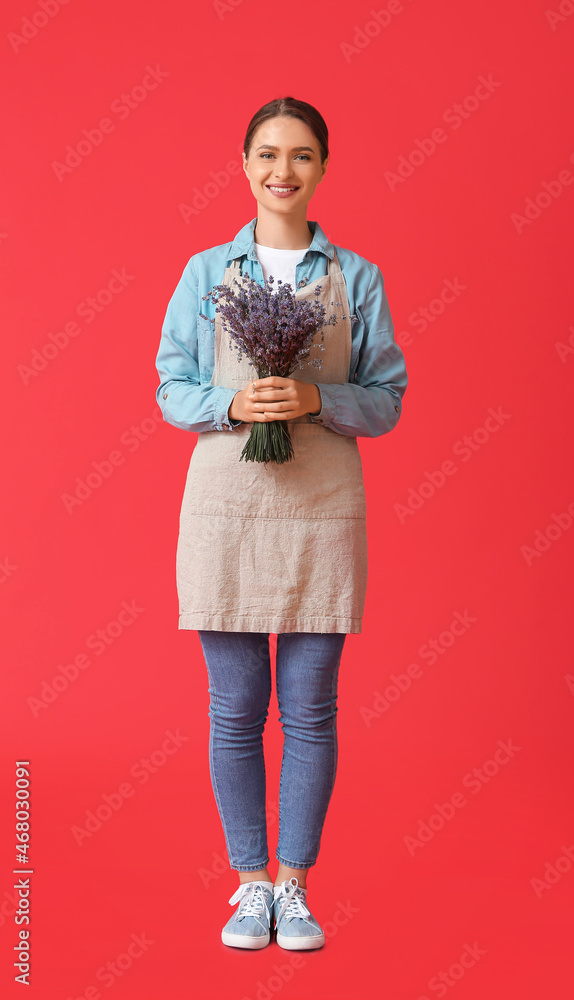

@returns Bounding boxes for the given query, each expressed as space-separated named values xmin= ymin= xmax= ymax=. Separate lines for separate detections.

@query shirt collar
xmin=225 ymin=217 xmax=334 ymax=261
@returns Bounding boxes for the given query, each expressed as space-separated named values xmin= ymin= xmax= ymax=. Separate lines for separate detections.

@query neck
xmin=253 ymin=208 xmax=313 ymax=250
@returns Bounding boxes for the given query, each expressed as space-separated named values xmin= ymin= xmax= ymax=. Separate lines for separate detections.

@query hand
xmin=228 ymin=376 xmax=322 ymax=423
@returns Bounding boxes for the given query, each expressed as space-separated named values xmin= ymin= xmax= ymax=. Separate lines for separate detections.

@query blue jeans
xmin=197 ymin=630 xmax=347 ymax=872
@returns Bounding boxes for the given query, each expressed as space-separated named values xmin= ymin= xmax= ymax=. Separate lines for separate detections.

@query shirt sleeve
xmin=308 ymin=262 xmax=408 ymax=438
xmin=155 ymin=256 xmax=242 ymax=433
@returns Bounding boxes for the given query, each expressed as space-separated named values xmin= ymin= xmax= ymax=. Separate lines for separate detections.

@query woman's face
xmin=242 ymin=116 xmax=328 ymax=214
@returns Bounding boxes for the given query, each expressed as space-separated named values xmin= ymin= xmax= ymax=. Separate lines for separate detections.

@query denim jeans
xmin=197 ymin=630 xmax=347 ymax=872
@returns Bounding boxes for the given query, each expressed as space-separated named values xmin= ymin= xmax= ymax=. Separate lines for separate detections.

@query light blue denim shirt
xmin=155 ymin=218 xmax=407 ymax=437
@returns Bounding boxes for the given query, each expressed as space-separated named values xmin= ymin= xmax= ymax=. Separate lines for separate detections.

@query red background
xmin=1 ymin=1 xmax=573 ymax=997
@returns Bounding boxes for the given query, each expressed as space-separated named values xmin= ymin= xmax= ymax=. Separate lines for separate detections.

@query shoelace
xmin=228 ymin=883 xmax=271 ymax=921
xmin=275 ymin=878 xmax=311 ymax=923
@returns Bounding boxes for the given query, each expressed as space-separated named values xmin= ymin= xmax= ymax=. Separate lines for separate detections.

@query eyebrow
xmin=255 ymin=144 xmax=315 ymax=153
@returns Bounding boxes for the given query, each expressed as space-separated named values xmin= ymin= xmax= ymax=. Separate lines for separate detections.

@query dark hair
xmin=243 ymin=96 xmax=329 ymax=164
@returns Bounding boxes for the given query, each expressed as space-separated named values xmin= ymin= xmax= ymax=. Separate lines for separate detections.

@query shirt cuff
xmin=308 ymin=384 xmax=336 ymax=426
xmin=215 ymin=387 xmax=243 ymax=430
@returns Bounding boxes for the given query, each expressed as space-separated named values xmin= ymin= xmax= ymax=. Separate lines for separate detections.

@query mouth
xmin=266 ymin=185 xmax=299 ymax=197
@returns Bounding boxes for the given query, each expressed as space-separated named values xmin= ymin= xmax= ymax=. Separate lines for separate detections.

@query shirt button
xmin=163 ymin=393 xmax=168 ymax=399
xmin=394 ymin=405 xmax=399 ymax=412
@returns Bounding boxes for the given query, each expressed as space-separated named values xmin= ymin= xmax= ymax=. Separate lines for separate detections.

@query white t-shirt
xmin=254 ymin=243 xmax=307 ymax=293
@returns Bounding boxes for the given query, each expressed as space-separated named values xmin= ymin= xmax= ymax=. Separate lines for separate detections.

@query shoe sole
xmin=221 ymin=929 xmax=270 ymax=949
xmin=275 ymin=930 xmax=325 ymax=950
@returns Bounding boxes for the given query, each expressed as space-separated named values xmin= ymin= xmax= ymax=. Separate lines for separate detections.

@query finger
xmin=255 ymin=385 xmax=289 ymax=397
xmin=253 ymin=376 xmax=288 ymax=388
xmin=252 ymin=399 xmax=287 ymax=410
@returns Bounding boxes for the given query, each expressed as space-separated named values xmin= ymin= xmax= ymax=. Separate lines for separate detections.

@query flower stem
xmin=239 ymin=421 xmax=295 ymax=464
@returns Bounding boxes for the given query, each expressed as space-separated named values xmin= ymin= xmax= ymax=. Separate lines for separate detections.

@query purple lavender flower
xmin=201 ymin=272 xmax=338 ymax=464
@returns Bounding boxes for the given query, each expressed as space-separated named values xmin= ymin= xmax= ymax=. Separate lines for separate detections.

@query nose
xmin=272 ymin=157 xmax=294 ymax=179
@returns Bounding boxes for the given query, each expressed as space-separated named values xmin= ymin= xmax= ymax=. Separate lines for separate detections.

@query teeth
xmin=269 ymin=186 xmax=296 ymax=192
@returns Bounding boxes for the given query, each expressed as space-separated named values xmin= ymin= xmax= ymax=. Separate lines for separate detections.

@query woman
xmin=155 ymin=96 xmax=408 ymax=951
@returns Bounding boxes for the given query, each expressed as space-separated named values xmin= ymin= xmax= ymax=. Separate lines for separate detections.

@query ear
xmin=319 ymin=157 xmax=329 ymax=181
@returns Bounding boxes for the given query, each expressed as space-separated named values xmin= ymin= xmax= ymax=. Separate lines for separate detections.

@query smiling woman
xmin=155 ymin=95 xmax=408 ymax=953
xmin=241 ymin=105 xmax=328 ymax=234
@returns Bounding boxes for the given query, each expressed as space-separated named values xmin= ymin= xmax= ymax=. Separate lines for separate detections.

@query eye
xmin=258 ymin=153 xmax=312 ymax=160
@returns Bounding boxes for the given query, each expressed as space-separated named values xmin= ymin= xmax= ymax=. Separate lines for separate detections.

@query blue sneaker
xmin=273 ymin=877 xmax=325 ymax=950
xmin=221 ymin=881 xmax=274 ymax=949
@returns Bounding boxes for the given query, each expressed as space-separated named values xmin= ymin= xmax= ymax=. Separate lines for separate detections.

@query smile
xmin=266 ymin=185 xmax=299 ymax=197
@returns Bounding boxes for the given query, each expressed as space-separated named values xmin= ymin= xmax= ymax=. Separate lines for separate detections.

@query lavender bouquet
xmin=201 ymin=273 xmax=338 ymax=464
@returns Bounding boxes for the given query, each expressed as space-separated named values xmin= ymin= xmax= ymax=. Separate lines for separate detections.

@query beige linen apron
xmin=176 ymin=249 xmax=368 ymax=633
